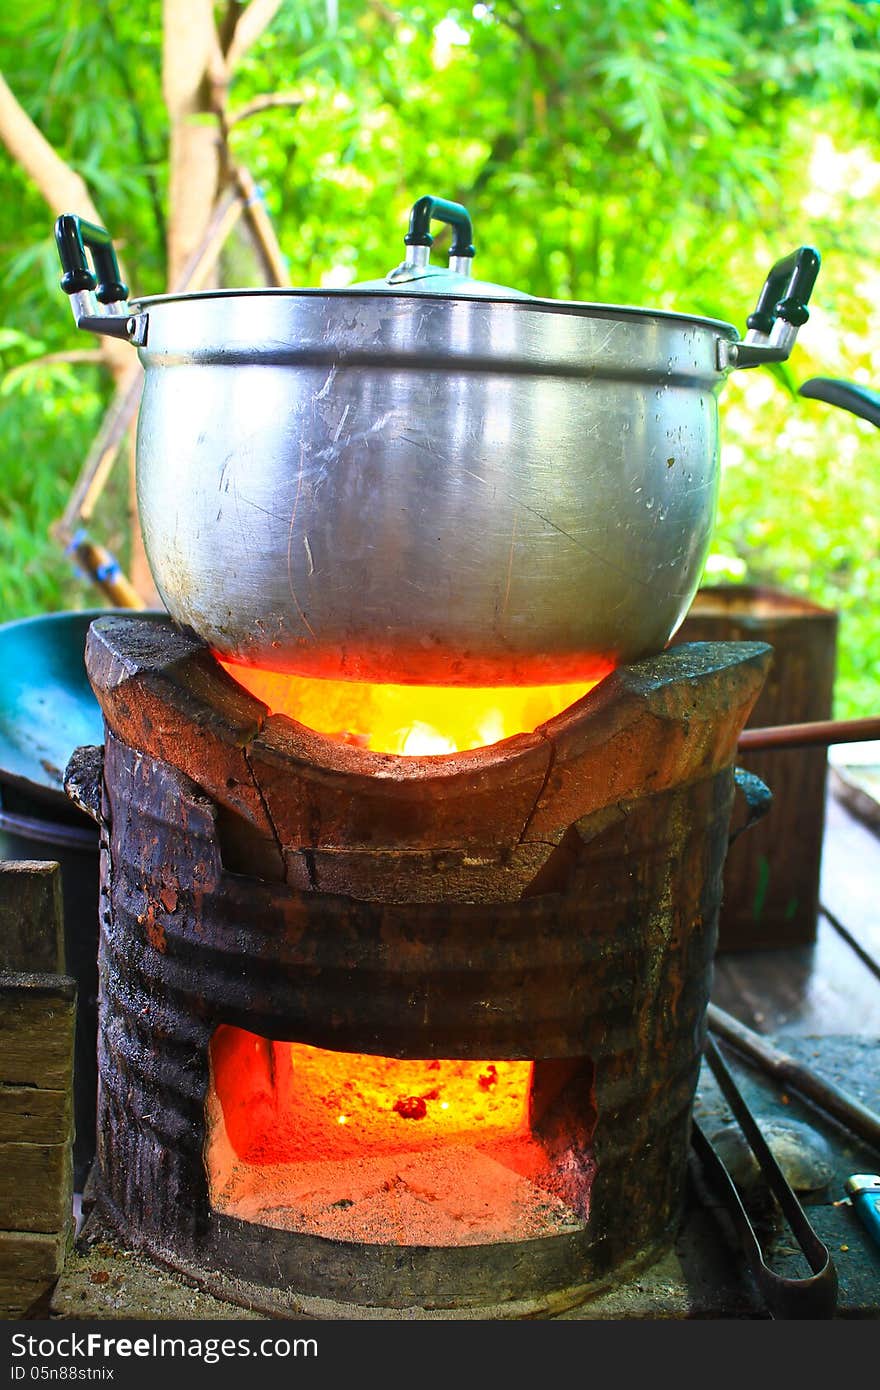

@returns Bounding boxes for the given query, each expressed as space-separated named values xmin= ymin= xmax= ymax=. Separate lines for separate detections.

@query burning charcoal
xmin=393 ymin=1095 xmax=428 ymax=1120
xmin=478 ymin=1064 xmax=498 ymax=1091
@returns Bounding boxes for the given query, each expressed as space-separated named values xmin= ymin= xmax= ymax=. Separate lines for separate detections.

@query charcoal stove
xmin=65 ymin=616 xmax=770 ymax=1318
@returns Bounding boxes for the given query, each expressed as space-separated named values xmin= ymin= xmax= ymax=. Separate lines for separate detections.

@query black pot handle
xmin=729 ymin=766 xmax=773 ymax=846
xmin=53 ymin=214 xmax=146 ymax=343
xmin=55 ymin=214 xmax=128 ymax=304
xmin=746 ymin=246 xmax=820 ymax=334
xmin=404 ymin=195 xmax=475 ymax=259
xmin=64 ymin=744 xmax=105 ymax=827
xmin=798 ymin=376 xmax=880 ymax=430
xmin=729 ymin=246 xmax=821 ymax=369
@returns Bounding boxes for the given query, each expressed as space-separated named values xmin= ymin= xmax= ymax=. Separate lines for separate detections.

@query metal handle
xmin=728 ymin=766 xmax=773 ymax=846
xmin=693 ymin=1036 xmax=838 ymax=1319
xmin=727 ymin=246 xmax=821 ymax=369
xmin=390 ymin=194 xmax=477 ymax=281
xmin=738 ymin=715 xmax=880 ymax=752
xmin=54 ymin=213 xmax=146 ymax=344
xmin=56 ymin=214 xmax=128 ymax=302
xmin=63 ymin=744 xmax=105 ymax=826
xmin=799 ymin=376 xmax=880 ymax=430
xmin=404 ymin=195 xmax=475 ymax=259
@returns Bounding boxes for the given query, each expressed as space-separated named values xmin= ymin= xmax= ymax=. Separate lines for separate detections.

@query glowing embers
xmin=216 ymin=662 xmax=608 ymax=755
xmin=206 ymin=1026 xmax=593 ymax=1247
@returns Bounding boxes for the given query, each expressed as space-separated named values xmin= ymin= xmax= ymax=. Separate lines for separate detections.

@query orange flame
xmin=205 ymin=1035 xmax=588 ymax=1246
xmin=217 ymin=663 xmax=610 ymax=755
xmin=210 ymin=1027 xmax=533 ymax=1165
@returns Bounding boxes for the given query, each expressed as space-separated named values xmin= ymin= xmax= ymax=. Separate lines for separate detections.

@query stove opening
xmin=206 ymin=1025 xmax=596 ymax=1246
xmin=216 ymin=664 xmax=611 ymax=754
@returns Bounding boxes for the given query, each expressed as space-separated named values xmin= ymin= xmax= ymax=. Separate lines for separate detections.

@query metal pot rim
xmin=130 ymin=285 xmax=740 ymax=337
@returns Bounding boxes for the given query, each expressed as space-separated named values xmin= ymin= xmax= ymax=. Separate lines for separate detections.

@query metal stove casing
xmin=67 ymin=618 xmax=770 ymax=1317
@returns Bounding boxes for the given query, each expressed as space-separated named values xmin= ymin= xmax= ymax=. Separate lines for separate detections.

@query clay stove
xmin=67 ymin=617 xmax=770 ymax=1318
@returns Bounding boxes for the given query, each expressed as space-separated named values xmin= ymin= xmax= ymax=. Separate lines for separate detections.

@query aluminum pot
xmin=55 ymin=196 xmax=820 ymax=686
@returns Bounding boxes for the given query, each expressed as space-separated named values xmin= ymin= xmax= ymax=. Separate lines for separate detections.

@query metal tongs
xmin=692 ymin=1034 xmax=839 ymax=1319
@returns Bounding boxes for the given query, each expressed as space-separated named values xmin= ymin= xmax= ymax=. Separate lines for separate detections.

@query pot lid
xmin=125 ymin=191 xmax=738 ymax=328
xmin=56 ymin=199 xmax=819 ymax=356
xmin=351 ymin=194 xmax=533 ymax=301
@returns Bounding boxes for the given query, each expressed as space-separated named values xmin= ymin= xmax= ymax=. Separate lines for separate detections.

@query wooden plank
xmin=680 ymin=586 xmax=838 ymax=951
xmin=711 ymin=794 xmax=880 ymax=1038
xmin=0 ymin=974 xmax=76 ymax=1089
xmin=711 ymin=914 xmax=880 ymax=1039
xmin=821 ymin=791 xmax=880 ymax=957
xmin=0 ymin=860 xmax=64 ymax=973
xmin=0 ymin=1276 xmax=53 ymax=1319
xmin=0 ymin=927 xmax=75 ymax=1278
xmin=0 ymin=1084 xmax=71 ymax=1144
xmin=0 ymin=1230 xmax=65 ymax=1281
xmin=0 ymin=1141 xmax=72 ymax=1233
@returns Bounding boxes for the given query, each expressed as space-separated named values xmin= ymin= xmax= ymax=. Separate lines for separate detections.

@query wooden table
xmin=713 ymin=789 xmax=880 ymax=1039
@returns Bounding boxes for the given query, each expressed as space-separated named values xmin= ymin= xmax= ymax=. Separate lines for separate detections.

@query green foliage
xmin=0 ymin=0 xmax=878 ymax=714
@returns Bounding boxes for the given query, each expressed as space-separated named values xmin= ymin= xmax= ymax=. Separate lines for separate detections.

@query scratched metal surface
xmin=132 ymin=291 xmax=736 ymax=684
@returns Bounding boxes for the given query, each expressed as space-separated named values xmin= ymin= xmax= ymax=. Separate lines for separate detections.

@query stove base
xmin=88 ymin=1189 xmax=674 ymax=1320
xmin=58 ymin=1037 xmax=880 ymax=1321
xmin=75 ymin=621 xmax=774 ymax=1313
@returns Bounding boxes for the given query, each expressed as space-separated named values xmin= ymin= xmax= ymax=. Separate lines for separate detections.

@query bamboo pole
xmin=738 ymin=716 xmax=880 ymax=752
xmin=706 ymin=1003 xmax=880 ymax=1151
xmin=234 ymin=164 xmax=290 ymax=286
xmin=64 ymin=533 xmax=145 ymax=609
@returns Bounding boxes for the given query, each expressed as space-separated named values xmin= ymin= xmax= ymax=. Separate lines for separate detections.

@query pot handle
xmin=726 ymin=246 xmax=821 ymax=369
xmin=64 ymin=744 xmax=105 ymax=827
xmin=728 ymin=766 xmax=773 ymax=846
xmin=390 ymin=194 xmax=477 ymax=280
xmin=798 ymin=376 xmax=880 ymax=430
xmin=54 ymin=214 xmax=146 ymax=344
xmin=404 ymin=195 xmax=475 ymax=260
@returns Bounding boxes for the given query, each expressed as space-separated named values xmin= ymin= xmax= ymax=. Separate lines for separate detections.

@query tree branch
xmin=218 ymin=2 xmax=247 ymax=58
xmin=233 ymin=163 xmax=290 ymax=285
xmin=491 ymin=1 xmax=565 ymax=112
xmin=364 ymin=1 xmax=402 ymax=25
xmin=0 ymin=72 xmax=98 ymax=218
xmin=228 ymin=91 xmax=303 ymax=126
xmin=22 ymin=350 xmax=105 ymax=367
xmin=224 ymin=0 xmax=283 ymax=73
xmin=96 ymin=0 xmax=167 ymax=261
xmin=0 ymin=70 xmax=134 ymax=383
xmin=162 ymin=0 xmax=224 ymax=283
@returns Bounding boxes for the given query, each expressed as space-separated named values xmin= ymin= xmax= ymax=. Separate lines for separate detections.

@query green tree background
xmin=0 ymin=0 xmax=878 ymax=713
